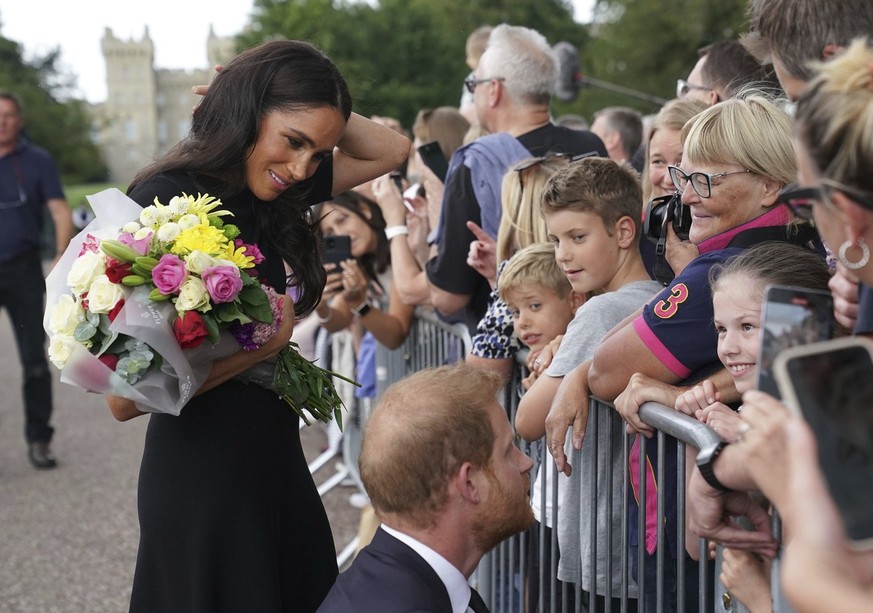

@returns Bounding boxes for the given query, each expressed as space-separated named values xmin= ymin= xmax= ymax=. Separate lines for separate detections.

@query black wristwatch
xmin=353 ymin=300 xmax=372 ymax=317
xmin=696 ymin=440 xmax=732 ymax=492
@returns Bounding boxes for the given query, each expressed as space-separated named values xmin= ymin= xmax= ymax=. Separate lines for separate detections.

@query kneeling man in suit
xmin=318 ymin=363 xmax=534 ymax=613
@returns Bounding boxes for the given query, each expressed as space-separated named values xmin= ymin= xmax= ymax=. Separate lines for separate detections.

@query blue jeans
xmin=0 ymin=250 xmax=53 ymax=443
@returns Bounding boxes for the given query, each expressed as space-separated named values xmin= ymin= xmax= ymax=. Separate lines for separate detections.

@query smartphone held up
xmin=322 ymin=235 xmax=351 ymax=273
xmin=774 ymin=336 xmax=873 ymax=549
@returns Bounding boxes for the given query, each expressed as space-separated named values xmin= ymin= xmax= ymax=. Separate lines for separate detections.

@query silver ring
xmin=534 ymin=358 xmax=544 ymax=366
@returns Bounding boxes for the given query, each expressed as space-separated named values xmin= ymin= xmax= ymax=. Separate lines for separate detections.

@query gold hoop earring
xmin=838 ymin=239 xmax=870 ymax=270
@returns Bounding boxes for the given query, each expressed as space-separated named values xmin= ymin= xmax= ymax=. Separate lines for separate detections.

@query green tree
xmin=0 ymin=32 xmax=107 ymax=183
xmin=571 ymin=0 xmax=749 ymax=119
xmin=240 ymin=0 xmax=589 ymax=128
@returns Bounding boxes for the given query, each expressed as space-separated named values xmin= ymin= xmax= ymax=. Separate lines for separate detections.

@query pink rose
xmin=151 ymin=254 xmax=188 ymax=295
xmin=201 ymin=265 xmax=243 ymax=303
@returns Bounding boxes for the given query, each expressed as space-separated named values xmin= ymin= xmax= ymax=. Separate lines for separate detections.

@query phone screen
xmin=417 ymin=141 xmax=449 ymax=183
xmin=322 ymin=235 xmax=351 ymax=272
xmin=757 ymin=285 xmax=834 ymax=398
xmin=781 ymin=341 xmax=873 ymax=546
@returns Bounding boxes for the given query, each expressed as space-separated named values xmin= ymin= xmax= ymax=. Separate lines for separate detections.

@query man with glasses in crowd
xmin=0 ymin=91 xmax=72 ymax=469
xmin=678 ymin=40 xmax=779 ymax=106
xmin=392 ymin=24 xmax=606 ymax=334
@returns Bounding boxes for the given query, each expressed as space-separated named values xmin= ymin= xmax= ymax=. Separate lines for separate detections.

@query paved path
xmin=0 ymin=309 xmax=362 ymax=612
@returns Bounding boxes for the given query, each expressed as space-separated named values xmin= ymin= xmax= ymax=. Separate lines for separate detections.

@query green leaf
xmin=239 ymin=285 xmax=268 ymax=306
xmin=201 ymin=312 xmax=220 ymax=344
xmin=214 ymin=303 xmax=250 ymax=325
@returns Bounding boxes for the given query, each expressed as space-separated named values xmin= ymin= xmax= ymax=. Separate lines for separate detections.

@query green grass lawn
xmin=65 ymin=183 xmax=128 ymax=209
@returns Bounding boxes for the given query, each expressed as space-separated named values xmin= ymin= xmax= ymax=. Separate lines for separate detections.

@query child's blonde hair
xmin=498 ymin=242 xmax=571 ymax=304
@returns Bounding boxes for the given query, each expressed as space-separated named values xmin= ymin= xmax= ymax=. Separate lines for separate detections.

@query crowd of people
xmin=306 ymin=3 xmax=873 ymax=611
xmin=13 ymin=0 xmax=873 ymax=610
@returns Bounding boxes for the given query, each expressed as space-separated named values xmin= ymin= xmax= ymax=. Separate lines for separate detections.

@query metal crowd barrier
xmin=375 ymin=306 xmax=471 ymax=399
xmin=474 ymin=356 xmax=782 ymax=613
xmin=357 ymin=309 xmax=782 ymax=612
xmin=323 ymin=308 xmax=471 ymax=569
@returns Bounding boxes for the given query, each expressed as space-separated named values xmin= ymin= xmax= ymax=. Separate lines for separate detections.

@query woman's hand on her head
xmin=191 ymin=65 xmax=224 ymax=111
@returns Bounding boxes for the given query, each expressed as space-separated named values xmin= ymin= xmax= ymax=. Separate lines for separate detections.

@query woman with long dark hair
xmin=108 ymin=39 xmax=409 ymax=612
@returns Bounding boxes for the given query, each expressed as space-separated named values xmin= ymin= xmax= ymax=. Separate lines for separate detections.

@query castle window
xmin=124 ymin=119 xmax=136 ymax=143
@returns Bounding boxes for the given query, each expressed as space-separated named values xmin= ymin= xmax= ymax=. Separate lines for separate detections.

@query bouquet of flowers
xmin=44 ymin=188 xmax=353 ymax=426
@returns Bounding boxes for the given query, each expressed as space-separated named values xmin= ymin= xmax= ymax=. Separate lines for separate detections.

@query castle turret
xmin=95 ymin=27 xmax=235 ymax=184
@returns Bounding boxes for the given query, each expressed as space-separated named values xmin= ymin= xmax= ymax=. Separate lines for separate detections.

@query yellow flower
xmin=220 ymin=242 xmax=256 ymax=270
xmin=171 ymin=223 xmax=229 ymax=256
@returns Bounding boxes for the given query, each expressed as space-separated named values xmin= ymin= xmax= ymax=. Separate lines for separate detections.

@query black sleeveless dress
xmin=127 ymin=171 xmax=337 ymax=612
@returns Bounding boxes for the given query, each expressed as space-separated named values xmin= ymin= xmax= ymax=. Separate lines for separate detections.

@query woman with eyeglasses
xmin=546 ymin=92 xmax=823 ymax=613
xmin=639 ymin=97 xmax=708 ymax=280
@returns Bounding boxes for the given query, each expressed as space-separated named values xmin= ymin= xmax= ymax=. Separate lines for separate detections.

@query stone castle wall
xmin=93 ymin=27 xmax=235 ymax=184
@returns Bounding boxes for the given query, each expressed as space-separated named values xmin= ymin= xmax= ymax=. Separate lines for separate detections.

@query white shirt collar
xmin=381 ymin=524 xmax=471 ymax=613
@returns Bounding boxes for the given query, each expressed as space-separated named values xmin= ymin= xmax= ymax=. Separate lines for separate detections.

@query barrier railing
xmin=347 ymin=309 xmax=781 ymax=612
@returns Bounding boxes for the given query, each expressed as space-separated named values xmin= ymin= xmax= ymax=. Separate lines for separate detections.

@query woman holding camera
xmin=639 ymin=97 xmax=708 ymax=282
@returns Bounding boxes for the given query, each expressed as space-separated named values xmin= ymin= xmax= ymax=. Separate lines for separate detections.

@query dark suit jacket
xmin=317 ymin=527 xmax=454 ymax=613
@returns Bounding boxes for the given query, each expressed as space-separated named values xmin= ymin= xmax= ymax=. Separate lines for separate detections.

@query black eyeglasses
xmin=819 ymin=178 xmax=873 ymax=211
xmin=668 ymin=165 xmax=754 ymax=199
xmin=776 ymin=185 xmax=821 ymax=221
xmin=463 ymin=76 xmax=505 ymax=94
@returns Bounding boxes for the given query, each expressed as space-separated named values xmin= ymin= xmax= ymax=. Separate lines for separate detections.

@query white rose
xmin=48 ymin=335 xmax=78 ymax=369
xmin=177 ymin=213 xmax=201 ymax=231
xmin=175 ymin=277 xmax=212 ymax=312
xmin=156 ymin=222 xmax=181 ymax=243
xmin=87 ymin=275 xmax=126 ymax=314
xmin=49 ymin=294 xmax=84 ymax=335
xmin=121 ymin=221 xmax=141 ymax=234
xmin=139 ymin=206 xmax=159 ymax=228
xmin=168 ymin=195 xmax=190 ymax=216
xmin=67 ymin=251 xmax=106 ymax=296
xmin=184 ymin=250 xmax=219 ymax=275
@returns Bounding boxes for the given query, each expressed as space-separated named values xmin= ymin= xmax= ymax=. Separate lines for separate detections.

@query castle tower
xmin=97 ymin=27 xmax=236 ymax=184
xmin=100 ymin=27 xmax=159 ymax=184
